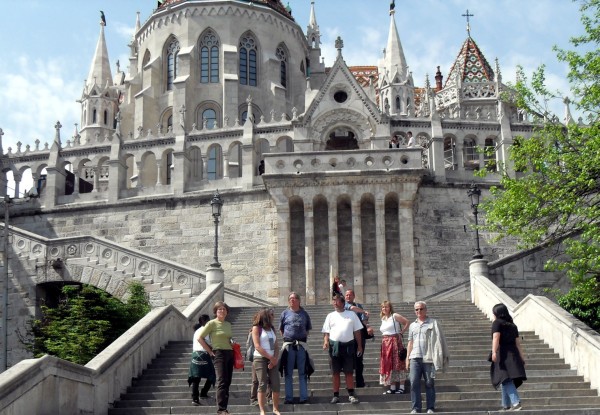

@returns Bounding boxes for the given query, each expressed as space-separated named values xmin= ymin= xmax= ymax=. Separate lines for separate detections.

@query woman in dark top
xmin=490 ymin=303 xmax=527 ymax=411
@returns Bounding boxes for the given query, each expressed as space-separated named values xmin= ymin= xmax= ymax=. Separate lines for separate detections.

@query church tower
xmin=378 ymin=1 xmax=414 ymax=116
xmin=306 ymin=1 xmax=326 ymax=88
xmin=78 ymin=15 xmax=119 ymax=145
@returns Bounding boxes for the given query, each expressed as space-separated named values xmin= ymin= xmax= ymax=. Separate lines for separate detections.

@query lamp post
xmin=467 ymin=183 xmax=483 ymax=259
xmin=1 ymin=188 xmax=39 ymax=372
xmin=210 ymin=190 xmax=223 ymax=268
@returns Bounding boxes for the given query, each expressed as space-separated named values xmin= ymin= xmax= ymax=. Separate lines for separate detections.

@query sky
xmin=0 ymin=0 xmax=585 ymax=155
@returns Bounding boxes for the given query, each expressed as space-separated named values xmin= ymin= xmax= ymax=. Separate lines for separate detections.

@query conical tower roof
xmin=86 ymin=24 xmax=113 ymax=92
xmin=445 ymin=36 xmax=494 ymax=87
xmin=383 ymin=11 xmax=408 ymax=83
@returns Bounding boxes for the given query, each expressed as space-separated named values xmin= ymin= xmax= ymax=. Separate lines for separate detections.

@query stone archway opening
xmin=325 ymin=127 xmax=358 ymax=150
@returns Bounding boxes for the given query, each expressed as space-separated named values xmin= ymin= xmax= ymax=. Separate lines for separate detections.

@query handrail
xmin=471 ymin=274 xmax=600 ymax=396
xmin=0 ymin=282 xmax=223 ymax=414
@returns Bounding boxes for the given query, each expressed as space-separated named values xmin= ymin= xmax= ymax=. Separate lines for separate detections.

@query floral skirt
xmin=379 ymin=335 xmax=407 ymax=386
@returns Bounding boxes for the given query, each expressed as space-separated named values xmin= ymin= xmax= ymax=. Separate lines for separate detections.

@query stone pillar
xmin=470 ymin=258 xmax=489 ymax=304
xmin=327 ymin=198 xmax=338 ymax=281
xmin=351 ymin=199 xmax=363 ymax=300
xmin=73 ymin=172 xmax=80 ymax=195
xmin=399 ymin=198 xmax=416 ymax=301
xmin=276 ymin=202 xmax=292 ymax=305
xmin=375 ymin=196 xmax=387 ymax=302
xmin=206 ymin=265 xmax=225 ymax=302
xmin=223 ymin=154 xmax=230 ymax=179
xmin=304 ymin=200 xmax=316 ymax=305
xmin=93 ymin=167 xmax=101 ymax=191
xmin=469 ymin=258 xmax=489 ymax=279
xmin=156 ymin=159 xmax=164 ymax=185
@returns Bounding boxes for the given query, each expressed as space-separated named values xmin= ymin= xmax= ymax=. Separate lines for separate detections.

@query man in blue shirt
xmin=344 ymin=289 xmax=373 ymax=388
xmin=279 ymin=292 xmax=312 ymax=404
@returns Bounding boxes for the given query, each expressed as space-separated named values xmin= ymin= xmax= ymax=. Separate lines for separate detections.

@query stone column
xmin=276 ymin=201 xmax=292 ymax=305
xmin=223 ymin=154 xmax=230 ymax=179
xmin=375 ymin=196 xmax=387 ymax=302
xmin=304 ymin=199 xmax=316 ymax=305
xmin=351 ymin=199 xmax=364 ymax=300
xmin=399 ymin=197 xmax=416 ymax=301
xmin=156 ymin=159 xmax=164 ymax=185
xmin=93 ymin=167 xmax=101 ymax=191
xmin=327 ymin=197 xmax=338 ymax=282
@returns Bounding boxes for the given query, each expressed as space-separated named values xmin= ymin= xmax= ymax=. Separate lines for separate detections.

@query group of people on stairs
xmin=187 ymin=291 xmax=526 ymax=414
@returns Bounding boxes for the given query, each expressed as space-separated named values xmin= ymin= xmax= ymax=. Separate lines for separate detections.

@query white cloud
xmin=0 ymin=56 xmax=81 ymax=152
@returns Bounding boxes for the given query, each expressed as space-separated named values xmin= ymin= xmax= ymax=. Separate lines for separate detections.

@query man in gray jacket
xmin=406 ymin=301 xmax=449 ymax=414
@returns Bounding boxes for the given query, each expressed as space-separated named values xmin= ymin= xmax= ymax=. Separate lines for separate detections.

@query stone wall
xmin=11 ymin=189 xmax=279 ymax=303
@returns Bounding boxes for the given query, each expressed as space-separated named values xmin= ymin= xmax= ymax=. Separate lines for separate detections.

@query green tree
xmin=481 ymin=0 xmax=600 ymax=331
xmin=29 ymin=282 xmax=151 ymax=364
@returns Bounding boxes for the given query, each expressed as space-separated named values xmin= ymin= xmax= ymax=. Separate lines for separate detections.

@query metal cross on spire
xmin=462 ymin=9 xmax=474 ymax=37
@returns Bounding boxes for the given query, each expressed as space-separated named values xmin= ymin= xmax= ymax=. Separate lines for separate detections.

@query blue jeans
xmin=285 ymin=345 xmax=308 ymax=401
xmin=409 ymin=358 xmax=436 ymax=412
xmin=501 ymin=379 xmax=520 ymax=408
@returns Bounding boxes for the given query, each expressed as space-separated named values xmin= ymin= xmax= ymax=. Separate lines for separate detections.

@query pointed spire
xmin=309 ymin=1 xmax=317 ymax=27
xmin=564 ymin=97 xmax=574 ymax=125
xmin=384 ymin=8 xmax=408 ymax=82
xmin=135 ymin=11 xmax=141 ymax=33
xmin=307 ymin=1 xmax=321 ymax=47
xmin=86 ymin=20 xmax=113 ymax=92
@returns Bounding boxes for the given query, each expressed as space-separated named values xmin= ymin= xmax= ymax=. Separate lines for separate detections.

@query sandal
xmin=383 ymin=389 xmax=396 ymax=394
xmin=397 ymin=388 xmax=405 ymax=394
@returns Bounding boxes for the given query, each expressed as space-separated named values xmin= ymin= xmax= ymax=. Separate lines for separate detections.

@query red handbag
xmin=232 ymin=342 xmax=245 ymax=370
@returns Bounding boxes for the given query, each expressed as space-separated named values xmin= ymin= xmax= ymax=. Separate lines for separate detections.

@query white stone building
xmin=0 ymin=0 xmax=568 ymax=367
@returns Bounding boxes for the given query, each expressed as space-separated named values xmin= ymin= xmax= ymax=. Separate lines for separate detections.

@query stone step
xmin=109 ymin=302 xmax=598 ymax=415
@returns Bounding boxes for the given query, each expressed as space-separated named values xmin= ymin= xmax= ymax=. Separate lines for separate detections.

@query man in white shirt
xmin=407 ymin=131 xmax=416 ymax=147
xmin=322 ymin=293 xmax=363 ymax=405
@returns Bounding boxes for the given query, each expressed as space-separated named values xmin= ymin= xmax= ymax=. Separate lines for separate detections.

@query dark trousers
xmin=192 ymin=378 xmax=213 ymax=400
xmin=354 ymin=337 xmax=366 ymax=387
xmin=214 ymin=349 xmax=234 ymax=411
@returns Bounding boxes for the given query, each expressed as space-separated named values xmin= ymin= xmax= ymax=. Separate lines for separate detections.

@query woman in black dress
xmin=490 ymin=303 xmax=527 ymax=411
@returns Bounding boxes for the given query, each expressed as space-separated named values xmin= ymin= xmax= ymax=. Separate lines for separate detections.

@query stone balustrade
xmin=263 ymin=147 xmax=424 ymax=176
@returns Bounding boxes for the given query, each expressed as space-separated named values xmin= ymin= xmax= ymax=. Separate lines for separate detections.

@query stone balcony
xmin=262 ymin=147 xmax=425 ymax=176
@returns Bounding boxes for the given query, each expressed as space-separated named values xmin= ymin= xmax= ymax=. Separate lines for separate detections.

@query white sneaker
xmin=349 ymin=395 xmax=359 ymax=404
xmin=427 ymin=410 xmax=435 ymax=414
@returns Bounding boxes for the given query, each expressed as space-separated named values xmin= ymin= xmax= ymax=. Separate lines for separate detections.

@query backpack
xmin=245 ymin=327 xmax=261 ymax=362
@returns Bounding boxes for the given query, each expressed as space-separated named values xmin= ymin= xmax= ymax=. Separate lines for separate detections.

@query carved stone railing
xmin=7 ymin=226 xmax=205 ymax=306
xmin=263 ymin=148 xmax=425 ymax=176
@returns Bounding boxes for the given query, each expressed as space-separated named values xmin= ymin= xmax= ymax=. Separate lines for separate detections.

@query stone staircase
xmin=108 ymin=302 xmax=600 ymax=414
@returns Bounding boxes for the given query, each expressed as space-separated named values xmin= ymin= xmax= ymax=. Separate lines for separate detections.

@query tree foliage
xmin=481 ymin=0 xmax=600 ymax=330
xmin=29 ymin=282 xmax=151 ymax=364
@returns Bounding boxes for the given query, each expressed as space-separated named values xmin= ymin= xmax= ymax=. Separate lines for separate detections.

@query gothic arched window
xmin=200 ymin=30 xmax=219 ymax=83
xmin=395 ymin=96 xmax=401 ymax=111
xmin=166 ymin=38 xmax=180 ymax=91
xmin=276 ymin=44 xmax=288 ymax=88
xmin=203 ymin=108 xmax=217 ymax=129
xmin=239 ymin=33 xmax=258 ymax=86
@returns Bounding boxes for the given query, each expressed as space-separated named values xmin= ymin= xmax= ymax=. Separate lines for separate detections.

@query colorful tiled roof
xmin=157 ymin=0 xmax=294 ymax=21
xmin=349 ymin=66 xmax=379 ymax=88
xmin=445 ymin=37 xmax=494 ymax=87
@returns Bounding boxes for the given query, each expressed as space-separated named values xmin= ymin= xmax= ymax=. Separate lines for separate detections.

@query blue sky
xmin=0 ymin=0 xmax=584 ymax=153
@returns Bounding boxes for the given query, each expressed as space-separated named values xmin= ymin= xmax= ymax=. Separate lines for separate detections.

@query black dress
xmin=490 ymin=319 xmax=527 ymax=389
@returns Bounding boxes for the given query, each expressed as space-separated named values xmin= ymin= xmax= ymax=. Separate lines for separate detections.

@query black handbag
xmin=393 ymin=316 xmax=407 ymax=361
